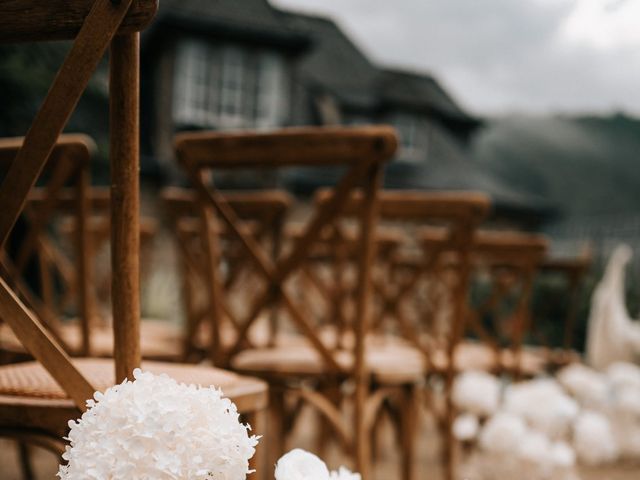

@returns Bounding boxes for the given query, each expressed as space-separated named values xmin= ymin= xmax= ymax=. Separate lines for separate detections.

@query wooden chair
xmin=0 ymin=149 xmax=186 ymax=364
xmin=0 ymin=3 xmax=268 ymax=476
xmin=316 ymin=189 xmax=491 ymax=480
xmin=175 ymin=125 xmax=397 ymax=479
xmin=0 ymin=135 xmax=96 ymax=363
xmin=161 ymin=186 xmax=293 ymax=361
xmin=535 ymin=248 xmax=591 ymax=367
xmin=463 ymin=230 xmax=550 ymax=378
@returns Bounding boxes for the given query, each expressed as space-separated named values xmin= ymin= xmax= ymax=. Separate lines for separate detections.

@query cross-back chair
xmin=162 ymin=186 xmax=293 ymax=361
xmin=462 ymin=230 xmax=549 ymax=378
xmin=0 ymin=3 xmax=268 ymax=476
xmin=0 ymin=135 xmax=97 ymax=364
xmin=175 ymin=126 xmax=397 ymax=479
xmin=533 ymin=248 xmax=591 ymax=368
xmin=315 ymin=189 xmax=491 ymax=480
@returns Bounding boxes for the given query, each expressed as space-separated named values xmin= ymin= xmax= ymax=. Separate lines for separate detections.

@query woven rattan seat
xmin=0 ymin=358 xmax=267 ymax=437
xmin=429 ymin=341 xmax=547 ymax=376
xmin=1 ymin=320 xmax=184 ymax=361
xmin=232 ymin=342 xmax=425 ymax=384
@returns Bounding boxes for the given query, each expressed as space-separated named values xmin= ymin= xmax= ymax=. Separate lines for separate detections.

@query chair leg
xmin=247 ymin=408 xmax=267 ymax=480
xmin=18 ymin=441 xmax=35 ymax=480
xmin=267 ymin=387 xmax=286 ymax=472
xmin=399 ymin=384 xmax=418 ymax=480
xmin=442 ymin=396 xmax=456 ymax=480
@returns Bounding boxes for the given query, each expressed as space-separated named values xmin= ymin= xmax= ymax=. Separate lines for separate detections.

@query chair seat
xmin=430 ymin=341 xmax=549 ymax=376
xmin=0 ymin=358 xmax=267 ymax=437
xmin=63 ymin=320 xmax=183 ymax=360
xmin=231 ymin=342 xmax=425 ymax=384
xmin=1 ymin=320 xmax=184 ymax=361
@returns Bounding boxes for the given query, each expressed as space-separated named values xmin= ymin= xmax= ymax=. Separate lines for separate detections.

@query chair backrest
xmin=174 ymin=126 xmax=397 ymax=372
xmin=1 ymin=135 xmax=96 ymax=357
xmin=536 ymin=248 xmax=592 ymax=355
xmin=0 ymin=0 xmax=158 ymax=408
xmin=161 ymin=187 xmax=293 ymax=360
xmin=460 ymin=230 xmax=548 ymax=374
xmin=314 ymin=189 xmax=491 ymax=361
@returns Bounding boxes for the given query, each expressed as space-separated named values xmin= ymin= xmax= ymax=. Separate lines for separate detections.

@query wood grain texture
xmin=0 ymin=277 xmax=95 ymax=410
xmin=0 ymin=0 xmax=135 ymax=250
xmin=175 ymin=125 xmax=398 ymax=169
xmin=0 ymin=0 xmax=158 ymax=43
xmin=109 ymin=33 xmax=141 ymax=382
xmin=316 ymin=189 xmax=491 ymax=221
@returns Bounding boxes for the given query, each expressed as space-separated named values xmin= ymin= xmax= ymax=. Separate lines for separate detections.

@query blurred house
xmin=140 ymin=0 xmax=553 ymax=227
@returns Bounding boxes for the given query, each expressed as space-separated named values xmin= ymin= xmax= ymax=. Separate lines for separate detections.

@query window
xmin=173 ymin=40 xmax=288 ymax=130
xmin=391 ymin=114 xmax=426 ymax=163
xmin=219 ymin=46 xmax=244 ymax=125
xmin=173 ymin=41 xmax=210 ymax=126
xmin=256 ymin=53 xmax=287 ymax=128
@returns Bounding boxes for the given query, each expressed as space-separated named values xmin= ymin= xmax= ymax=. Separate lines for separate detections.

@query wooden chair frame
xmin=162 ymin=187 xmax=293 ymax=360
xmin=316 ymin=190 xmax=491 ymax=480
xmin=0 ymin=0 xmax=157 ymax=408
xmin=175 ymin=126 xmax=397 ymax=478
xmin=0 ymin=135 xmax=97 ymax=359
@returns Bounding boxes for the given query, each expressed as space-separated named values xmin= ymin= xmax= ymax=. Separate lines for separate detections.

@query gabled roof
xmin=148 ymin=0 xmax=310 ymax=50
xmin=378 ymin=68 xmax=480 ymax=126
xmin=282 ymin=12 xmax=381 ymax=110
xmin=282 ymin=11 xmax=479 ymax=125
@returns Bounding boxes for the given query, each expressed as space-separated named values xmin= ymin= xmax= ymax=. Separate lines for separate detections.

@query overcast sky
xmin=272 ymin=0 xmax=640 ymax=116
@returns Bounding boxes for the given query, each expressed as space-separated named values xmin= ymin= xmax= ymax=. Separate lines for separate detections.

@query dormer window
xmin=391 ymin=113 xmax=427 ymax=163
xmin=173 ymin=40 xmax=289 ymax=130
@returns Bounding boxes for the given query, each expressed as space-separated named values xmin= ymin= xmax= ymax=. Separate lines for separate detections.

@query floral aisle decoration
xmin=453 ymin=362 xmax=640 ymax=479
xmin=58 ymin=369 xmax=259 ymax=480
xmin=275 ymin=449 xmax=361 ymax=480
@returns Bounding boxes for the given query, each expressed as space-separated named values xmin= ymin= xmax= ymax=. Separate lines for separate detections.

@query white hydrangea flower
xmin=504 ymin=379 xmax=578 ymax=439
xmin=452 ymin=371 xmax=501 ymax=417
xmin=453 ymin=413 xmax=480 ymax=442
xmin=329 ymin=466 xmax=361 ymax=480
xmin=573 ymin=410 xmax=619 ymax=465
xmin=58 ymin=369 xmax=258 ymax=480
xmin=557 ymin=363 xmax=609 ymax=410
xmin=479 ymin=412 xmax=527 ymax=454
xmin=550 ymin=441 xmax=576 ymax=468
xmin=274 ymin=449 xmax=360 ymax=480
xmin=607 ymin=362 xmax=640 ymax=392
xmin=517 ymin=430 xmax=552 ymax=466
xmin=275 ymin=449 xmax=329 ymax=480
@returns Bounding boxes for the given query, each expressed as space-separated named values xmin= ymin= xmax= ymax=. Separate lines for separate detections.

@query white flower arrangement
xmin=275 ymin=449 xmax=361 ymax=480
xmin=58 ymin=369 xmax=259 ymax=480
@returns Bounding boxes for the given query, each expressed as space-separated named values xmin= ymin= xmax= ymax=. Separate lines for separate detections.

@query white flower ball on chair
xmin=275 ymin=449 xmax=361 ymax=480
xmin=58 ymin=369 xmax=258 ymax=480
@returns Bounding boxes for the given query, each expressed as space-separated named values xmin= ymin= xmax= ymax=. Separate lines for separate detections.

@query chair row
xmin=0 ymin=127 xmax=590 ymax=480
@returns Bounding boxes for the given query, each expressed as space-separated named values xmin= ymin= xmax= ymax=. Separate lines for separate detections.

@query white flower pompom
xmin=550 ymin=441 xmax=576 ymax=468
xmin=275 ymin=449 xmax=329 ymax=480
xmin=607 ymin=362 xmax=640 ymax=392
xmin=504 ymin=379 xmax=578 ymax=439
xmin=453 ymin=413 xmax=480 ymax=442
xmin=453 ymin=371 xmax=501 ymax=417
xmin=517 ymin=430 xmax=552 ymax=466
xmin=558 ymin=363 xmax=609 ymax=409
xmin=573 ymin=411 xmax=619 ymax=465
xmin=58 ymin=369 xmax=258 ymax=480
xmin=329 ymin=466 xmax=361 ymax=480
xmin=275 ymin=449 xmax=360 ymax=480
xmin=479 ymin=412 xmax=527 ymax=454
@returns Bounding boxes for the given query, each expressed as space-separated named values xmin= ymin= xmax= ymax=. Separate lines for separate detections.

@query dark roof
xmin=282 ymin=11 xmax=479 ymax=125
xmin=282 ymin=12 xmax=380 ymax=110
xmin=148 ymin=0 xmax=310 ymax=50
xmin=379 ymin=68 xmax=480 ymax=126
